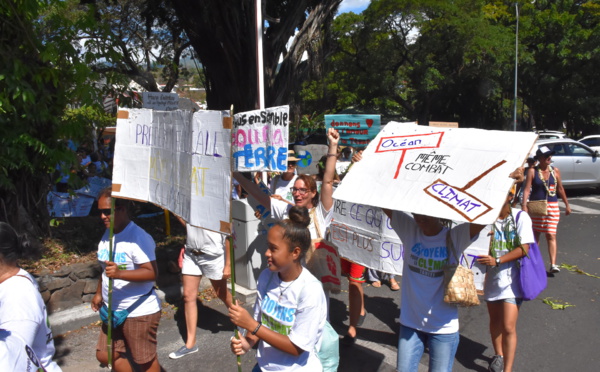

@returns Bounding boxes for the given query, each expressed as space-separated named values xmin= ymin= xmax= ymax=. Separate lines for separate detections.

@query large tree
xmin=517 ymin=0 xmax=600 ymax=133
xmin=82 ymin=0 xmax=192 ymax=93
xmin=170 ymin=0 xmax=342 ymax=118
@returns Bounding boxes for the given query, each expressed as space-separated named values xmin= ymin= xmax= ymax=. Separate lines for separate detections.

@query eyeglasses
xmin=287 ymin=162 xmax=297 ymax=168
xmin=290 ymin=187 xmax=309 ymax=195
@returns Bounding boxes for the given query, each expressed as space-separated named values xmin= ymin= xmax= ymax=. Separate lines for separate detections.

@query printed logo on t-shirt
xmin=407 ymin=243 xmax=447 ymax=278
xmin=98 ymin=248 xmax=130 ymax=271
xmin=260 ymin=294 xmax=296 ymax=335
xmin=491 ymin=226 xmax=517 ymax=254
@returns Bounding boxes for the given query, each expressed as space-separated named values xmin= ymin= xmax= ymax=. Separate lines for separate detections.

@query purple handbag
xmin=516 ymin=211 xmax=547 ymax=300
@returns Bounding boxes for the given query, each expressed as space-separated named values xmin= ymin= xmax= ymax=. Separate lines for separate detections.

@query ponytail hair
xmin=0 ymin=222 xmax=39 ymax=264
xmin=275 ymin=206 xmax=312 ymax=259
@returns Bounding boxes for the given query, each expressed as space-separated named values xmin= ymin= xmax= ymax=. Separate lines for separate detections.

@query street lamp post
xmin=513 ymin=3 xmax=519 ymax=131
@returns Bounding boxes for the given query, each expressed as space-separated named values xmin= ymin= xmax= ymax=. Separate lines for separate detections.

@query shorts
xmin=487 ymin=298 xmax=523 ymax=306
xmin=341 ymin=258 xmax=366 ymax=283
xmin=181 ymin=249 xmax=225 ymax=280
xmin=96 ymin=311 xmax=160 ymax=365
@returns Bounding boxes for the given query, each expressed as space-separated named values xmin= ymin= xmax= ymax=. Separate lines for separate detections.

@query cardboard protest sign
xmin=142 ymin=92 xmax=179 ymax=111
xmin=232 ymin=106 xmax=290 ymax=172
xmin=112 ymin=109 xmax=231 ymax=233
xmin=333 ymin=123 xmax=537 ymax=225
xmin=331 ymin=199 xmax=403 ymax=275
xmin=189 ymin=111 xmax=232 ymax=233
xmin=293 ymin=144 xmax=328 ymax=175
xmin=325 ymin=114 xmax=381 ymax=147
xmin=47 ymin=192 xmax=95 ymax=217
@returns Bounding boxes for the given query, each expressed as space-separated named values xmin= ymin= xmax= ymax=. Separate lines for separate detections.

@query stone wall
xmin=35 ymin=262 xmax=102 ymax=313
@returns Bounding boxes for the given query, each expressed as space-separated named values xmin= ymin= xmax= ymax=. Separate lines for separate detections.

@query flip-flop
xmin=389 ymin=279 xmax=400 ymax=291
xmin=371 ymin=281 xmax=381 ymax=288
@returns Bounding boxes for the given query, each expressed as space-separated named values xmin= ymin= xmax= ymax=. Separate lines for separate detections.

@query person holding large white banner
xmin=352 ymin=152 xmax=523 ymax=372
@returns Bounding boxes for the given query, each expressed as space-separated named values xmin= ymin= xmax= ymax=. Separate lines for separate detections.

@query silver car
xmin=535 ymin=139 xmax=600 ymax=188
xmin=579 ymin=135 xmax=600 ymax=152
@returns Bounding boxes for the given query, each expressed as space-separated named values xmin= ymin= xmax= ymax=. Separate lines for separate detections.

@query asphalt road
xmin=52 ymin=189 xmax=600 ymax=372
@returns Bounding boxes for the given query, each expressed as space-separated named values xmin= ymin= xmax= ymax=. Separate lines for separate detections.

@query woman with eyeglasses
xmin=522 ymin=146 xmax=571 ymax=273
xmin=234 ymin=128 xmax=339 ymax=244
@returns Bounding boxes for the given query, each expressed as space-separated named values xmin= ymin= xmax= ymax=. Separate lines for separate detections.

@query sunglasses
xmin=99 ymin=207 xmax=121 ymax=216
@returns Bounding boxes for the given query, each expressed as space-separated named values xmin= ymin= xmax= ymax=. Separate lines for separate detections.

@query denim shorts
xmin=487 ymin=297 xmax=523 ymax=306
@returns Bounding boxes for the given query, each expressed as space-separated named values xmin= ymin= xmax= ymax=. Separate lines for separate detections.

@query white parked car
xmin=536 ymin=130 xmax=568 ymax=140
xmin=579 ymin=135 xmax=600 ymax=152
xmin=534 ymin=139 xmax=600 ymax=188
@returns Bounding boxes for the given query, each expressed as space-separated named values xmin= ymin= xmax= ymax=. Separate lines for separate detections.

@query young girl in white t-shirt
xmin=229 ymin=206 xmax=327 ymax=371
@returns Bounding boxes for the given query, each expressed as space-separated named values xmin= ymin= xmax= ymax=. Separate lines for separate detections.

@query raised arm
xmin=233 ymin=172 xmax=271 ymax=208
xmin=320 ymin=128 xmax=340 ymax=212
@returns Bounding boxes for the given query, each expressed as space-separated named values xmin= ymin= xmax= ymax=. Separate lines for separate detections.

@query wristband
xmin=326 ymin=153 xmax=337 ymax=157
xmin=251 ymin=322 xmax=262 ymax=335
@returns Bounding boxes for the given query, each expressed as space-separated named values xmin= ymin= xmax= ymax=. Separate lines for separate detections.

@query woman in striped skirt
xmin=522 ymin=146 xmax=571 ymax=273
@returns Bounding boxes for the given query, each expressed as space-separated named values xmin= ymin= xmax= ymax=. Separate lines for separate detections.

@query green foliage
xmin=0 ymin=0 xmax=112 ymax=230
xmin=300 ymin=0 xmax=600 ymax=131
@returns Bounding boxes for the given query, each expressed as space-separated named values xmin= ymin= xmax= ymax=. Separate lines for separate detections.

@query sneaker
xmin=488 ymin=355 xmax=504 ymax=372
xmin=550 ymin=264 xmax=560 ymax=273
xmin=169 ymin=345 xmax=198 ymax=359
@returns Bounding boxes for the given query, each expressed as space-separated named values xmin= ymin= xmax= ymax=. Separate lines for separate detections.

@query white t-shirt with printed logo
xmin=484 ymin=208 xmax=535 ymax=301
xmin=0 ymin=269 xmax=61 ymax=372
xmin=253 ymin=268 xmax=327 ymax=371
xmin=391 ymin=211 xmax=475 ymax=334
xmin=97 ymin=221 xmax=160 ymax=317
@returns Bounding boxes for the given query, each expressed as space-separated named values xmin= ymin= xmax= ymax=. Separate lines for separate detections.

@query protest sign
xmin=112 ymin=109 xmax=231 ymax=233
xmin=232 ymin=106 xmax=289 ymax=172
xmin=47 ymin=192 xmax=95 ymax=217
xmin=332 ymin=197 xmax=489 ymax=286
xmin=331 ymin=199 xmax=403 ymax=275
xmin=325 ymin=114 xmax=381 ymax=147
xmin=293 ymin=144 xmax=328 ymax=175
xmin=142 ymin=92 xmax=179 ymax=111
xmin=333 ymin=123 xmax=537 ymax=225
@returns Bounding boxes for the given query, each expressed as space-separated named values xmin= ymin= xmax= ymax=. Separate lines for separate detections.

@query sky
xmin=338 ymin=0 xmax=370 ymax=14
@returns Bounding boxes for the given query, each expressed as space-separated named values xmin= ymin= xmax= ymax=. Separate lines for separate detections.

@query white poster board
xmin=112 ymin=109 xmax=232 ymax=234
xmin=293 ymin=144 xmax=328 ymax=175
xmin=332 ymin=197 xmax=489 ymax=289
xmin=142 ymin=92 xmax=179 ymax=111
xmin=333 ymin=123 xmax=537 ymax=225
xmin=232 ymin=106 xmax=289 ymax=172
xmin=331 ymin=199 xmax=404 ymax=275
